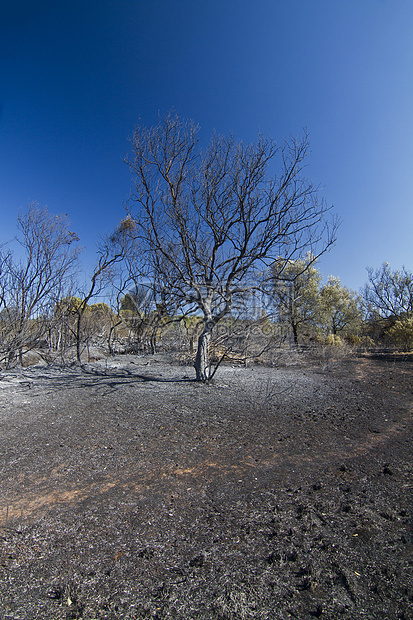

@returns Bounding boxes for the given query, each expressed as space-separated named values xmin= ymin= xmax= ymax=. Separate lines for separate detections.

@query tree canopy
xmin=126 ymin=112 xmax=338 ymax=379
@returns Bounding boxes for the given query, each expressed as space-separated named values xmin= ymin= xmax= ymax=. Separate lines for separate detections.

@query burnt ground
xmin=0 ymin=352 xmax=412 ymax=619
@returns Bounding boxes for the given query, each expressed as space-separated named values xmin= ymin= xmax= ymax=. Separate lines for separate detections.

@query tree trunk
xmin=150 ymin=329 xmax=157 ymax=355
xmin=194 ymin=326 xmax=212 ymax=382
xmin=76 ymin=324 xmax=82 ymax=362
xmin=75 ymin=311 xmax=84 ymax=363
xmin=107 ymin=326 xmax=115 ymax=356
xmin=292 ymin=322 xmax=299 ymax=346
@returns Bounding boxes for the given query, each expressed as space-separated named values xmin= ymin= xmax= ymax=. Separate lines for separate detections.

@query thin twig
xmin=4 ymin=504 xmax=9 ymax=538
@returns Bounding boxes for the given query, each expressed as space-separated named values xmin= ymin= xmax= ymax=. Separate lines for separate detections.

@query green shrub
xmin=325 ymin=333 xmax=344 ymax=346
xmin=387 ymin=317 xmax=413 ymax=351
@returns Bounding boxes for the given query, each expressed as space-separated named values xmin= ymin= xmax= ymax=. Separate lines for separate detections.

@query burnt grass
xmin=0 ymin=351 xmax=412 ymax=619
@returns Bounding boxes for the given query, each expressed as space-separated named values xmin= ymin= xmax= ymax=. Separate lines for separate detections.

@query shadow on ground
xmin=0 ymin=353 xmax=412 ymax=619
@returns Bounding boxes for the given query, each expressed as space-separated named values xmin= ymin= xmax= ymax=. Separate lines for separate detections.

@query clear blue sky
xmin=1 ymin=0 xmax=412 ymax=292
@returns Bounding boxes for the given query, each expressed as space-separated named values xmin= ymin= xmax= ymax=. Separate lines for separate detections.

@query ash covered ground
xmin=0 ymin=352 xmax=412 ymax=619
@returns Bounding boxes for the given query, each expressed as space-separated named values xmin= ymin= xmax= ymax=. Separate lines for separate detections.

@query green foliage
xmin=344 ymin=333 xmax=362 ymax=346
xmin=89 ymin=302 xmax=113 ymax=318
xmin=363 ymin=263 xmax=413 ymax=346
xmin=55 ymin=297 xmax=86 ymax=316
xmin=319 ymin=277 xmax=363 ymax=337
xmin=120 ymin=295 xmax=135 ymax=314
xmin=272 ymin=254 xmax=322 ymax=344
xmin=387 ymin=316 xmax=413 ymax=351
xmin=325 ymin=333 xmax=344 ymax=346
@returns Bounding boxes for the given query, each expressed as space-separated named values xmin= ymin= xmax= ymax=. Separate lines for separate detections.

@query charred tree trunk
xmin=194 ymin=323 xmax=213 ymax=382
xmin=292 ymin=321 xmax=299 ymax=346
xmin=150 ymin=329 xmax=157 ymax=355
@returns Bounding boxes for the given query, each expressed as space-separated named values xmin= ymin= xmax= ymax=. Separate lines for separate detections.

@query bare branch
xmin=126 ymin=113 xmax=338 ymax=380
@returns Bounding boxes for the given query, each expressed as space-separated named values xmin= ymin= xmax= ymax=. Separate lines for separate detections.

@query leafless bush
xmin=0 ymin=204 xmax=80 ymax=368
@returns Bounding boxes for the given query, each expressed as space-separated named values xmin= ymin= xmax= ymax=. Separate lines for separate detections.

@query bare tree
xmin=73 ymin=217 xmax=137 ymax=362
xmin=0 ymin=246 xmax=12 ymax=310
xmin=363 ymin=263 xmax=413 ymax=348
xmin=120 ymin=266 xmax=186 ymax=354
xmin=364 ymin=263 xmax=413 ymax=319
xmin=106 ymin=282 xmax=133 ymax=356
xmin=126 ymin=112 xmax=338 ymax=381
xmin=0 ymin=204 xmax=80 ymax=368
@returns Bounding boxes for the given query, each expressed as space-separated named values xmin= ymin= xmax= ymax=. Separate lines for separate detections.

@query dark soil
xmin=0 ymin=352 xmax=412 ymax=619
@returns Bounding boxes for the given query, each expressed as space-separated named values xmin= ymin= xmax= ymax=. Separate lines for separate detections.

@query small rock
xmin=47 ymin=586 xmax=62 ymax=600
xmin=189 ymin=553 xmax=205 ymax=567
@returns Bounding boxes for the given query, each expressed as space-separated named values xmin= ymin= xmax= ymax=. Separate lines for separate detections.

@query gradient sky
xmin=1 ymin=0 xmax=412 ymax=293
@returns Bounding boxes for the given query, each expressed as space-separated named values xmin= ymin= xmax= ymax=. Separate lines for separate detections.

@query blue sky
xmin=1 ymin=0 xmax=412 ymax=293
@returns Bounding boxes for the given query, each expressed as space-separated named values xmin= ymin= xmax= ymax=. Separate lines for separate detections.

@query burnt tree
xmin=126 ymin=112 xmax=337 ymax=381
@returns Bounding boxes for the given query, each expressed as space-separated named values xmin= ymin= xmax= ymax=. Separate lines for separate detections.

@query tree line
xmin=1 ymin=113 xmax=412 ymax=377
